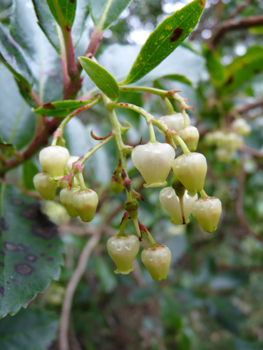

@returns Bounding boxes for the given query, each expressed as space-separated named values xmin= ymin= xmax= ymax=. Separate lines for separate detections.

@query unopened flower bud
xmin=33 ymin=172 xmax=57 ymax=200
xmin=179 ymin=126 xmax=199 ymax=152
xmin=72 ymin=189 xmax=98 ymax=222
xmin=39 ymin=146 xmax=69 ymax=179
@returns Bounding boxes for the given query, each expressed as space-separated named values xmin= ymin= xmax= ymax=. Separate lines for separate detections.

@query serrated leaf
xmin=79 ymin=57 xmax=119 ymax=101
xmin=0 ymin=23 xmax=32 ymax=90
xmin=46 ymin=0 xmax=77 ymax=30
xmin=0 ymin=184 xmax=64 ymax=318
xmin=0 ymin=307 xmax=59 ymax=349
xmin=32 ymin=0 xmax=62 ymax=54
xmin=23 ymin=161 xmax=39 ymax=190
xmin=88 ymin=0 xmax=133 ymax=31
xmin=223 ymin=46 xmax=263 ymax=94
xmin=121 ymin=0 xmax=206 ymax=85
xmin=34 ymin=100 xmax=96 ymax=117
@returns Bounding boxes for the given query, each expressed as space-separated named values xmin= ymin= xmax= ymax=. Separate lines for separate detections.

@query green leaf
xmin=72 ymin=0 xmax=90 ymax=46
xmin=79 ymin=57 xmax=119 ymax=101
xmin=34 ymin=100 xmax=96 ymax=117
xmin=88 ymin=0 xmax=133 ymax=31
xmin=0 ymin=65 xmax=35 ymax=150
xmin=32 ymin=0 xmax=62 ymax=54
xmin=46 ymin=0 xmax=77 ymax=30
xmin=204 ymin=49 xmax=226 ymax=87
xmin=161 ymin=74 xmax=193 ymax=86
xmin=121 ymin=0 xmax=206 ymax=85
xmin=23 ymin=161 xmax=39 ymax=190
xmin=0 ymin=184 xmax=64 ymax=318
xmin=0 ymin=23 xmax=32 ymax=89
xmin=0 ymin=307 xmax=59 ymax=349
xmin=8 ymin=0 xmax=63 ymax=104
xmin=223 ymin=46 xmax=263 ymax=94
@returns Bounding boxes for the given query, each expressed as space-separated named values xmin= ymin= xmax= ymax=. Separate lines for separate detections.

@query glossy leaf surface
xmin=46 ymin=0 xmax=77 ymax=30
xmin=79 ymin=56 xmax=119 ymax=101
xmin=121 ymin=0 xmax=206 ymax=85
xmin=32 ymin=0 xmax=62 ymax=54
xmin=0 ymin=184 xmax=64 ymax=318
xmin=88 ymin=0 xmax=133 ymax=30
xmin=0 ymin=307 xmax=59 ymax=350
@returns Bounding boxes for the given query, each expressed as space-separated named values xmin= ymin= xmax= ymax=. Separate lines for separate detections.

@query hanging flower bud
xmin=141 ymin=244 xmax=171 ymax=281
xmin=232 ymin=118 xmax=251 ymax=136
xmin=110 ymin=175 xmax=124 ymax=194
xmin=39 ymin=145 xmax=69 ymax=179
xmin=131 ymin=142 xmax=175 ymax=188
xmin=160 ymin=113 xmax=190 ymax=133
xmin=179 ymin=126 xmax=199 ymax=152
xmin=192 ymin=197 xmax=222 ymax=233
xmin=33 ymin=172 xmax=57 ymax=200
xmin=159 ymin=187 xmax=197 ymax=224
xmin=172 ymin=153 xmax=207 ymax=197
xmin=60 ymin=187 xmax=80 ymax=218
xmin=107 ymin=234 xmax=140 ymax=274
xmin=72 ymin=189 xmax=98 ymax=222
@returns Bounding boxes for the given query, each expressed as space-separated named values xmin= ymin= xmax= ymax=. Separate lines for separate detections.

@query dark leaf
xmin=0 ymin=307 xmax=59 ymax=349
xmin=0 ymin=184 xmax=64 ymax=318
xmin=23 ymin=161 xmax=39 ymax=190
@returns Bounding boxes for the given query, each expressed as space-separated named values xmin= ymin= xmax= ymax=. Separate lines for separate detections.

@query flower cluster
xmin=34 ymin=90 xmax=222 ymax=282
xmin=205 ymin=118 xmax=251 ymax=162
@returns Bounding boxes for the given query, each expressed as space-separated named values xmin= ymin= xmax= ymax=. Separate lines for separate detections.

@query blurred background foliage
xmin=1 ymin=0 xmax=263 ymax=349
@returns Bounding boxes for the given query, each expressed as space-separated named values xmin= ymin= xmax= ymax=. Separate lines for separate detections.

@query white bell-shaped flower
xmin=159 ymin=187 xmax=197 ymax=224
xmin=131 ymin=142 xmax=175 ymax=188
xmin=172 ymin=153 xmax=207 ymax=197
xmin=159 ymin=113 xmax=190 ymax=133
xmin=192 ymin=197 xmax=222 ymax=233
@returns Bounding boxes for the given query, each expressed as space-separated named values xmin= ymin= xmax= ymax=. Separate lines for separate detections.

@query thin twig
xmin=235 ymin=151 xmax=263 ymax=244
xmin=210 ymin=14 xmax=263 ymax=48
xmin=59 ymin=231 xmax=102 ymax=350
xmin=227 ymin=0 xmax=255 ymax=21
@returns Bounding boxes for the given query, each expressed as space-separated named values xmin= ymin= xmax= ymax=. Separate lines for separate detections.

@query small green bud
xmin=141 ymin=244 xmax=171 ymax=281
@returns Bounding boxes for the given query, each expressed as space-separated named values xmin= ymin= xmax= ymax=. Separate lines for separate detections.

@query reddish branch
xmin=227 ymin=0 xmax=255 ymax=21
xmin=0 ymin=118 xmax=61 ymax=176
xmin=236 ymin=99 xmax=263 ymax=116
xmin=210 ymin=14 xmax=263 ymax=48
xmin=235 ymin=152 xmax=263 ymax=244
